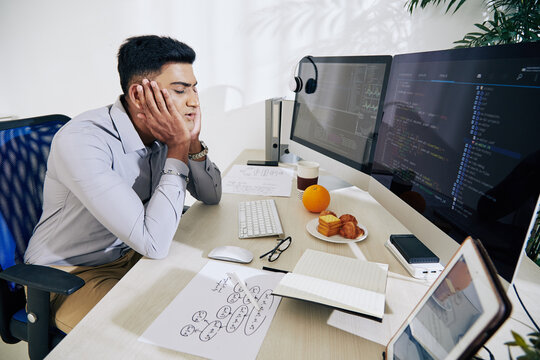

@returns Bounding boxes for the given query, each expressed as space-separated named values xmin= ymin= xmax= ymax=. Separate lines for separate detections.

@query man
xmin=24 ymin=35 xmax=222 ymax=333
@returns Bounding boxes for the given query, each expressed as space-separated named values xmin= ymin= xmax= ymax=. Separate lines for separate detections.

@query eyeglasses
xmin=259 ymin=236 xmax=292 ymax=262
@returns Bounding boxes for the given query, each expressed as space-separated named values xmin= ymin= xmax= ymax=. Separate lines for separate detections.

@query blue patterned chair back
xmin=0 ymin=115 xmax=69 ymax=272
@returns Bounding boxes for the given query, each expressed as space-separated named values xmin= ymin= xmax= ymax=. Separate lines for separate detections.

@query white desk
xmin=45 ymin=149 xmax=538 ymax=359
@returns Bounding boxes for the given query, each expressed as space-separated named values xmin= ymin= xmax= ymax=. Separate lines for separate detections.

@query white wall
xmin=0 ymin=0 xmax=487 ymax=171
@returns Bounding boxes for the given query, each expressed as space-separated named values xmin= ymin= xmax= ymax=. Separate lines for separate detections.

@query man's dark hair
xmin=117 ymin=35 xmax=196 ymax=94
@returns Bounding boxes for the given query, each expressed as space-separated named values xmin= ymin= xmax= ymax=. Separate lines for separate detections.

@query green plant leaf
xmin=446 ymin=0 xmax=468 ymax=13
xmin=508 ymin=330 xmax=540 ymax=359
xmin=512 ymin=331 xmax=529 ymax=348
xmin=406 ymin=0 xmax=540 ymax=46
xmin=406 ymin=0 xmax=470 ymax=14
xmin=454 ymin=0 xmax=468 ymax=13
xmin=529 ymin=332 xmax=540 ymax=350
xmin=446 ymin=0 xmax=458 ymax=13
xmin=475 ymin=23 xmax=492 ymax=32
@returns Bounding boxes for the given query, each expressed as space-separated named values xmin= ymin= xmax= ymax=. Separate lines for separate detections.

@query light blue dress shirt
xmin=24 ymin=97 xmax=221 ymax=266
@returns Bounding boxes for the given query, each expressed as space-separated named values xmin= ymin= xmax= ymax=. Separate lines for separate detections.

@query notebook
xmin=271 ymin=249 xmax=388 ymax=321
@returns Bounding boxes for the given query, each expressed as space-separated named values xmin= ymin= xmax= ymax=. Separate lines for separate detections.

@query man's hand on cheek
xmin=136 ymin=79 xmax=190 ymax=159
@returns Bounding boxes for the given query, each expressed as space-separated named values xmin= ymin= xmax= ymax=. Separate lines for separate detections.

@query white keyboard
xmin=238 ymin=199 xmax=284 ymax=238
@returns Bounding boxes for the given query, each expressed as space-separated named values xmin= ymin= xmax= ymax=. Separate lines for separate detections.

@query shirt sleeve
xmin=53 ymin=131 xmax=187 ymax=259
xmin=187 ymin=157 xmax=222 ymax=205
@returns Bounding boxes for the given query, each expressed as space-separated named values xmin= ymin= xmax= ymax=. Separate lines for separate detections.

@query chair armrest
xmin=0 ymin=264 xmax=84 ymax=295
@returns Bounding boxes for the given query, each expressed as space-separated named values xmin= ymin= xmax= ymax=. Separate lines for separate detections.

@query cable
xmin=472 ymin=345 xmax=494 ymax=360
xmin=513 ymin=283 xmax=540 ymax=332
xmin=483 ymin=345 xmax=495 ymax=360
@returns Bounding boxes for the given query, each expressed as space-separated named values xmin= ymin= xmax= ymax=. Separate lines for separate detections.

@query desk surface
xmin=46 ymin=149 xmax=532 ymax=359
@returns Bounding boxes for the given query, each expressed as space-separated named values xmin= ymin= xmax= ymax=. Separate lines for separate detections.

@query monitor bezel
xmin=391 ymin=40 xmax=540 ymax=65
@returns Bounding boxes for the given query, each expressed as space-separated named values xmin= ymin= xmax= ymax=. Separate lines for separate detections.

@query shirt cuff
xmin=189 ymin=156 xmax=211 ymax=172
xmin=164 ymin=158 xmax=190 ymax=176
xmin=161 ymin=158 xmax=190 ymax=186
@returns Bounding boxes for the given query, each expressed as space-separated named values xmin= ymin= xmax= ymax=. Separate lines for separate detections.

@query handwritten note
xmin=139 ymin=261 xmax=285 ymax=360
xmin=222 ymin=165 xmax=294 ymax=197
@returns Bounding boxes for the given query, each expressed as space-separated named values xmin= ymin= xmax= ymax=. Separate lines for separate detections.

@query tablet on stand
xmin=384 ymin=237 xmax=512 ymax=360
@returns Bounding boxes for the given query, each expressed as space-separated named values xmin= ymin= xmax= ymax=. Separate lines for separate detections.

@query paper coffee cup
xmin=297 ymin=161 xmax=319 ymax=198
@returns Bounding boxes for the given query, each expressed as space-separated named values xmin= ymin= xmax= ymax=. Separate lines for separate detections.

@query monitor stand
xmin=319 ymin=175 xmax=352 ymax=192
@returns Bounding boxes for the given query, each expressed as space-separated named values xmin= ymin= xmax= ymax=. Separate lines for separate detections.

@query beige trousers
xmin=49 ymin=250 xmax=142 ymax=334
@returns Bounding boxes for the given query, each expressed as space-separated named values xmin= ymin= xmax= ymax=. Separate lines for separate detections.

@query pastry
xmin=339 ymin=222 xmax=356 ymax=238
xmin=339 ymin=221 xmax=364 ymax=239
xmin=339 ymin=214 xmax=358 ymax=226
xmin=318 ymin=225 xmax=340 ymax=237
xmin=320 ymin=210 xmax=337 ymax=217
xmin=318 ymin=214 xmax=341 ymax=236
xmin=319 ymin=214 xmax=341 ymax=227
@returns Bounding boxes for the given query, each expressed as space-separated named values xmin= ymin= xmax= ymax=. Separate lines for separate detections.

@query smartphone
xmin=389 ymin=234 xmax=439 ymax=263
xmin=246 ymin=160 xmax=278 ymax=166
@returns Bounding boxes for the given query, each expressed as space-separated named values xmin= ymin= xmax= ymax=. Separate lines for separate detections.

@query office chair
xmin=0 ymin=115 xmax=85 ymax=360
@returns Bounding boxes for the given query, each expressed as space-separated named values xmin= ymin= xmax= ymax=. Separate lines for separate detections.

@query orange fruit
xmin=302 ymin=185 xmax=330 ymax=213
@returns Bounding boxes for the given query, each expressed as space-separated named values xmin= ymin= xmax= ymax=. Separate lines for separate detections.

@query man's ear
xmin=127 ymin=83 xmax=142 ymax=110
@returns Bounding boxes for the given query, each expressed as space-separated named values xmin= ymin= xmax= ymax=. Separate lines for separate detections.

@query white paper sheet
xmin=222 ymin=165 xmax=294 ymax=197
xmin=139 ymin=261 xmax=284 ymax=360
xmin=327 ymin=272 xmax=430 ymax=345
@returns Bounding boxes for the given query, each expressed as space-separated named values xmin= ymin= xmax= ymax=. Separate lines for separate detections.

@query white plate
xmin=306 ymin=218 xmax=368 ymax=244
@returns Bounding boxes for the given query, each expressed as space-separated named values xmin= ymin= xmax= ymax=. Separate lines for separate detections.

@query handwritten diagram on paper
xmin=139 ymin=261 xmax=284 ymax=360
xmin=223 ymin=165 xmax=294 ymax=197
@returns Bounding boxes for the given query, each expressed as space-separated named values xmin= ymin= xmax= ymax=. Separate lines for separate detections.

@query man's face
xmin=153 ymin=62 xmax=199 ymax=130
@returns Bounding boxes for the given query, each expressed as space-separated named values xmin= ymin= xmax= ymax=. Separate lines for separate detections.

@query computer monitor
xmin=288 ymin=55 xmax=392 ymax=190
xmin=372 ymin=41 xmax=540 ymax=284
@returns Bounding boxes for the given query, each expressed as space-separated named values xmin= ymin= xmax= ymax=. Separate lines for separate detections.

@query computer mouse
xmin=208 ymin=246 xmax=253 ymax=264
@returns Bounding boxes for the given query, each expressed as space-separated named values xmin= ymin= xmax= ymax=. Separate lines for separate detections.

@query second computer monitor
xmin=372 ymin=41 xmax=540 ymax=284
xmin=289 ymin=55 xmax=392 ymax=184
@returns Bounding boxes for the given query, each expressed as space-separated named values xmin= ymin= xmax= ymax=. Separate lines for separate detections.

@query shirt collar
xmin=109 ymin=96 xmax=146 ymax=154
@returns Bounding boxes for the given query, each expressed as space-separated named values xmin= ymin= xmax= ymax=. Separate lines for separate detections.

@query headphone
xmin=289 ymin=55 xmax=318 ymax=94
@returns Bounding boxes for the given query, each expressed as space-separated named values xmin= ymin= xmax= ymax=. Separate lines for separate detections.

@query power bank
xmin=389 ymin=234 xmax=439 ymax=263
xmin=385 ymin=239 xmax=444 ymax=280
